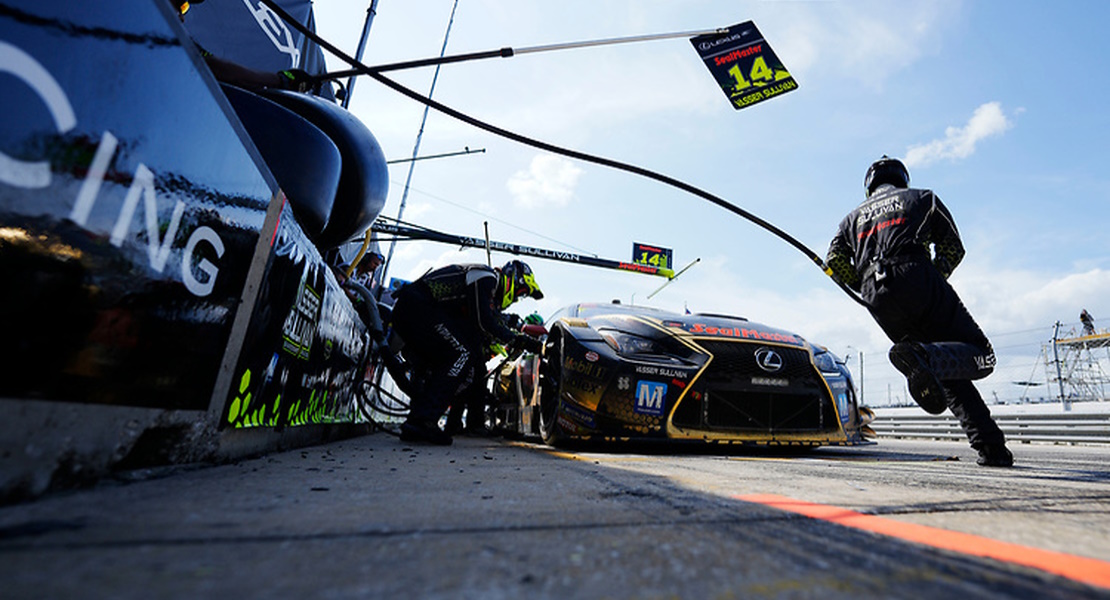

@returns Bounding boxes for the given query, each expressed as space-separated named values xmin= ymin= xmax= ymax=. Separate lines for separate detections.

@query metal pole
xmin=387 ymin=147 xmax=485 ymax=164
xmin=1052 ymin=321 xmax=1070 ymax=411
xmin=321 ymin=27 xmax=727 ymax=79
xmin=343 ymin=0 xmax=379 ymax=109
xmin=646 ymin=257 xmax=700 ymax=299
xmin=483 ymin=221 xmax=492 ymax=266
xmin=859 ymin=350 xmax=864 ymax=405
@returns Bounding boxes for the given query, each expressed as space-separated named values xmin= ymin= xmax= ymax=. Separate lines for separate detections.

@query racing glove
xmin=515 ymin=333 xmax=544 ymax=355
xmin=276 ymin=69 xmax=314 ymax=92
xmin=503 ymin=313 xmax=525 ymax=331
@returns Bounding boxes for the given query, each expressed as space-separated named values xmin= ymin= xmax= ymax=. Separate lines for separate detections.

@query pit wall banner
xmin=1 ymin=2 xmax=370 ymax=429
xmin=0 ymin=2 xmax=270 ymax=409
xmin=223 ymin=201 xmax=369 ymax=429
xmin=184 ymin=0 xmax=334 ymax=99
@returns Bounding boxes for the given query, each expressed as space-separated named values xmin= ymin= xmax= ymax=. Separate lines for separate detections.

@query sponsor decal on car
xmin=751 ymin=376 xmax=789 ymax=387
xmin=564 ymin=356 xmax=608 ymax=380
xmin=686 ymin=323 xmax=804 ymax=345
xmin=565 ymin=373 xmax=604 ymax=395
xmin=635 ymin=381 xmax=667 ymax=416
xmin=559 ymin=400 xmax=597 ymax=430
xmin=634 ymin=365 xmax=691 ymax=379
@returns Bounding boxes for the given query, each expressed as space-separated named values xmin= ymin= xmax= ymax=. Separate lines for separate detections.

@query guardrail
xmin=870 ymin=410 xmax=1110 ymax=445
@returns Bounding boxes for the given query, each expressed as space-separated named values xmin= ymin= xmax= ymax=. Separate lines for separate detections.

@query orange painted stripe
xmin=738 ymin=493 xmax=1110 ymax=590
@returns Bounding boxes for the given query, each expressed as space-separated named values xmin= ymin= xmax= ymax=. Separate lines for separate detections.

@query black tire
xmin=538 ymin=331 xmax=566 ymax=446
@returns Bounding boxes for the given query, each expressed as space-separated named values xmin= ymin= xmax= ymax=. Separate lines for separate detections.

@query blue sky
xmin=310 ymin=1 xmax=1110 ymax=406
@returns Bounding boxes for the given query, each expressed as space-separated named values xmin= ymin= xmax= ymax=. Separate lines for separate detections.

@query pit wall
xmin=0 ymin=1 xmax=374 ymax=503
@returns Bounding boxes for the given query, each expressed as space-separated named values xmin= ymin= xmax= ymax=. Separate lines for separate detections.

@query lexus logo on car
xmin=754 ymin=348 xmax=783 ymax=372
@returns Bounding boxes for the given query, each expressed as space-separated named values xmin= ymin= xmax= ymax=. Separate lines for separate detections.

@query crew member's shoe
xmin=462 ymin=424 xmax=497 ymax=438
xmin=976 ymin=444 xmax=1014 ymax=467
xmin=889 ymin=341 xmax=948 ymax=415
xmin=399 ymin=419 xmax=453 ymax=445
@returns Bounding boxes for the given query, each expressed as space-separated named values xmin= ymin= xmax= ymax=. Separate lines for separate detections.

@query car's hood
xmin=568 ymin=304 xmax=808 ymax=348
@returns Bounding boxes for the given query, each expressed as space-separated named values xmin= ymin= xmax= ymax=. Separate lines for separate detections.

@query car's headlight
xmin=812 ymin=350 xmax=840 ymax=374
xmin=598 ymin=329 xmax=666 ymax=356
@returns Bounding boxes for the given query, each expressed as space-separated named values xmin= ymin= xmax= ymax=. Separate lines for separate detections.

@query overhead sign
xmin=633 ymin=242 xmax=672 ymax=271
xmin=691 ymin=21 xmax=798 ymax=111
xmin=372 ymin=222 xmax=675 ymax=279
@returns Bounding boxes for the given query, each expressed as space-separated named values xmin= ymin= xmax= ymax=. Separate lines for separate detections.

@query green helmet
xmin=498 ymin=260 xmax=543 ymax=309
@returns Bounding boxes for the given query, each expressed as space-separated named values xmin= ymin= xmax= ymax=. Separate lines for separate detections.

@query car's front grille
xmin=671 ymin=340 xmax=837 ymax=433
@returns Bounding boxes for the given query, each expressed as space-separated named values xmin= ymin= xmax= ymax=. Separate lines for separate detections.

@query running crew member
xmin=827 ymin=156 xmax=1013 ymax=467
xmin=391 ymin=260 xmax=544 ymax=444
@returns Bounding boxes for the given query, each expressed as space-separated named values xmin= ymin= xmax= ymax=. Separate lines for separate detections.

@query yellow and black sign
xmin=633 ymin=242 xmax=672 ymax=271
xmin=691 ymin=21 xmax=797 ymax=111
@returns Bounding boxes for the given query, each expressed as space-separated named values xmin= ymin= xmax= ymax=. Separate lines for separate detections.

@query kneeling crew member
xmin=392 ymin=260 xmax=544 ymax=444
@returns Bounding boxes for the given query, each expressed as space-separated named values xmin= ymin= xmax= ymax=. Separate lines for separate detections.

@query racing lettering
xmin=564 ymin=356 xmax=608 ymax=380
xmin=857 ymin=216 xmax=906 ymax=241
xmin=243 ymin=0 xmax=301 ymax=66
xmin=634 ymin=365 xmax=690 ymax=379
xmin=0 ymin=40 xmax=76 ymax=189
xmin=2 ymin=42 xmax=226 ymax=297
xmin=282 ymin=281 xmax=321 ymax=360
xmin=714 ymin=43 xmax=762 ymax=66
xmin=688 ymin=323 xmax=802 ymax=344
xmin=69 ymin=130 xmax=226 ymax=296
xmin=854 ymin=196 xmax=904 ymax=226
xmin=618 ymin=262 xmax=658 ymax=274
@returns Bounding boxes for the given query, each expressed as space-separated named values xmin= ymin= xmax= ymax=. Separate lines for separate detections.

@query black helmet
xmin=864 ymin=155 xmax=910 ymax=196
xmin=498 ymin=260 xmax=543 ymax=309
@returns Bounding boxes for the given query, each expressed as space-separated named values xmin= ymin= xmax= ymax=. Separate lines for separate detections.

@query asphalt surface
xmin=1 ymin=434 xmax=1108 ymax=599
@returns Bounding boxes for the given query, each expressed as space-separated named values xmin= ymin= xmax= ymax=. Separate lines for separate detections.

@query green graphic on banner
xmin=633 ymin=242 xmax=672 ymax=271
xmin=691 ymin=21 xmax=798 ymax=111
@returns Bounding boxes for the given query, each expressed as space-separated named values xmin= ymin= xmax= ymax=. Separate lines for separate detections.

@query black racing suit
xmin=391 ymin=264 xmax=533 ymax=426
xmin=827 ymin=184 xmax=1004 ymax=449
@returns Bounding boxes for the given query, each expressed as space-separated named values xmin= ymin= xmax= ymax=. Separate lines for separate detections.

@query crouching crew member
xmin=391 ymin=260 xmax=544 ymax=444
xmin=826 ymin=156 xmax=1012 ymax=467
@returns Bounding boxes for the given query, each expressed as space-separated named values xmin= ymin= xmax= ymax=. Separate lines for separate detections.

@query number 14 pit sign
xmin=691 ymin=21 xmax=798 ymax=111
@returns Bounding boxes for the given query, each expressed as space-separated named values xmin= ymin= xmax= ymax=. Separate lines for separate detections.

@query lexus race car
xmin=492 ymin=302 xmax=874 ymax=447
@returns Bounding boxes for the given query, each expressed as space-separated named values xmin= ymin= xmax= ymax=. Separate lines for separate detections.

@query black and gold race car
xmin=492 ymin=302 xmax=874 ymax=447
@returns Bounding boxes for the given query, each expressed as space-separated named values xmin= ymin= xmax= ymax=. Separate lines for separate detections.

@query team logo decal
xmin=754 ymin=347 xmax=783 ymax=372
xmin=635 ymin=381 xmax=667 ymax=416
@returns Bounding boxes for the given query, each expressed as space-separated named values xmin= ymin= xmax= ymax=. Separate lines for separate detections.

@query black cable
xmin=257 ymin=0 xmax=868 ymax=309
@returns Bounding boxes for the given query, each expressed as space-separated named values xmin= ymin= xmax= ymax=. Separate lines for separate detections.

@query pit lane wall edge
xmin=0 ymin=1 xmax=374 ymax=503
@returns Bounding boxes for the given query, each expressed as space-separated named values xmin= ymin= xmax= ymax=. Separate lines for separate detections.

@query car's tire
xmin=538 ymin=331 xmax=566 ymax=446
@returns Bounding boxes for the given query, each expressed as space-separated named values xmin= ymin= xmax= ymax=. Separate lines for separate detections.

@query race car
xmin=491 ymin=302 xmax=875 ymax=447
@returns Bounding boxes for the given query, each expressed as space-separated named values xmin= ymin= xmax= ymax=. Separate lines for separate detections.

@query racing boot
xmin=976 ymin=443 xmax=1014 ymax=467
xmin=462 ymin=422 xmax=497 ymax=438
xmin=889 ymin=341 xmax=948 ymax=415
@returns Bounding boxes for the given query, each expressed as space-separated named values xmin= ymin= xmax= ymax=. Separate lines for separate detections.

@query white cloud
xmin=904 ymin=102 xmax=1013 ymax=167
xmin=506 ymin=154 xmax=584 ymax=209
xmin=769 ymin=1 xmax=962 ymax=84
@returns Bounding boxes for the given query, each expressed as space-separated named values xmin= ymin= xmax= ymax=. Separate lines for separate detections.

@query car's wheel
xmin=538 ymin=331 xmax=566 ymax=446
